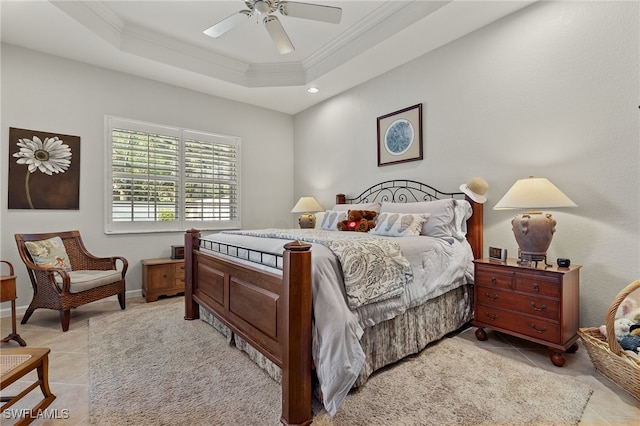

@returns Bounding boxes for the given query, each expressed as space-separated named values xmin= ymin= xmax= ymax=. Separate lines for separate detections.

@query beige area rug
xmin=89 ymin=299 xmax=592 ymax=425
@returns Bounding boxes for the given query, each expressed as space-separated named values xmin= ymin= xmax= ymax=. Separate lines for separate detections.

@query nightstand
xmin=141 ymin=258 xmax=185 ymax=302
xmin=473 ymin=258 xmax=581 ymax=367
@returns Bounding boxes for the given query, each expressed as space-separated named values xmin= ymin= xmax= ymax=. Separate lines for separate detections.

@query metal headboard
xmin=340 ymin=180 xmax=463 ymax=204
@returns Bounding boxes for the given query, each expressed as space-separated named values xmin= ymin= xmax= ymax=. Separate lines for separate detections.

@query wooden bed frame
xmin=184 ymin=180 xmax=483 ymax=425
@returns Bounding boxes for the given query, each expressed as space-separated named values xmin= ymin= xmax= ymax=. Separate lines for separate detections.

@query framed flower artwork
xmin=8 ymin=127 xmax=80 ymax=209
xmin=377 ymin=103 xmax=423 ymax=167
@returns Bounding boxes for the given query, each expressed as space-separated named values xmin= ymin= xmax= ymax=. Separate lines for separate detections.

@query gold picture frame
xmin=377 ymin=103 xmax=423 ymax=167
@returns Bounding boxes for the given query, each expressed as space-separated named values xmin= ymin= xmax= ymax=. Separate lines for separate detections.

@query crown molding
xmin=50 ymin=0 xmax=444 ymax=89
xmin=303 ymin=1 xmax=450 ymax=83
xmin=51 ymin=0 xmax=124 ymax=47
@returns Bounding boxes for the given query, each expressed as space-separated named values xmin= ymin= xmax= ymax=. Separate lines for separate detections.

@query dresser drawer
xmin=174 ymin=263 xmax=185 ymax=282
xmin=475 ymin=268 xmax=513 ymax=290
xmin=476 ymin=286 xmax=560 ymax=321
xmin=475 ymin=306 xmax=560 ymax=343
xmin=515 ymin=275 xmax=560 ymax=298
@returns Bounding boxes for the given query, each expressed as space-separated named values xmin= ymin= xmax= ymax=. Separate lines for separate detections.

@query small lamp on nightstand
xmin=494 ymin=176 xmax=576 ymax=266
xmin=291 ymin=196 xmax=323 ymax=229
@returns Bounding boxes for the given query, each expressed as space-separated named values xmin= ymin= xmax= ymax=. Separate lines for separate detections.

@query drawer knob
xmin=529 ymin=302 xmax=547 ymax=311
xmin=490 ymin=276 xmax=497 ymax=284
xmin=530 ymin=323 xmax=547 ymax=333
xmin=484 ymin=312 xmax=499 ymax=321
xmin=532 ymin=283 xmax=540 ymax=292
xmin=484 ymin=292 xmax=499 ymax=301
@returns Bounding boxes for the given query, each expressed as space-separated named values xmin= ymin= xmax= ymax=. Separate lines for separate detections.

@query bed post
xmin=184 ymin=228 xmax=200 ymax=321
xmin=466 ymin=197 xmax=484 ymax=259
xmin=280 ymin=241 xmax=313 ymax=426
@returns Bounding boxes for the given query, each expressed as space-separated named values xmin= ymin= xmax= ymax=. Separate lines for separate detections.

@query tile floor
xmin=1 ymin=295 xmax=639 ymax=425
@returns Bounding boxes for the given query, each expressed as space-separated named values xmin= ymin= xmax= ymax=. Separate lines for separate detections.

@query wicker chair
xmin=14 ymin=230 xmax=127 ymax=331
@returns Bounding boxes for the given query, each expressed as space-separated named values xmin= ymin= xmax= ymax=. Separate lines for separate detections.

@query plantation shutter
xmin=105 ymin=117 xmax=241 ymax=234
xmin=183 ymin=130 xmax=240 ymax=229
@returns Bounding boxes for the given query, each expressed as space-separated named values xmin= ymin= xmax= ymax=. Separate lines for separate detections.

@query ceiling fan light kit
xmin=203 ymin=0 xmax=342 ymax=54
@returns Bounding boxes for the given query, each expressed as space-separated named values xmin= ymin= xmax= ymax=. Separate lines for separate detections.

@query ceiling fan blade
xmin=264 ymin=15 xmax=294 ymax=54
xmin=279 ymin=2 xmax=342 ymax=24
xmin=203 ymin=10 xmax=251 ymax=38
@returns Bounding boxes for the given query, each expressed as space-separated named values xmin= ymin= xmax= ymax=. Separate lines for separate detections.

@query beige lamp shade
xmin=291 ymin=197 xmax=323 ymax=229
xmin=493 ymin=177 xmax=576 ymax=265
xmin=494 ymin=177 xmax=577 ymax=210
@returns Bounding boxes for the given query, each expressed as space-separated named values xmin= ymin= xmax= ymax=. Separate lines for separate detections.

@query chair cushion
xmin=24 ymin=237 xmax=72 ymax=271
xmin=54 ymin=270 xmax=122 ymax=293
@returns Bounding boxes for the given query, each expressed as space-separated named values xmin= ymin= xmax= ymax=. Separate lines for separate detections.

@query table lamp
xmin=291 ymin=196 xmax=323 ymax=229
xmin=493 ymin=176 xmax=576 ymax=266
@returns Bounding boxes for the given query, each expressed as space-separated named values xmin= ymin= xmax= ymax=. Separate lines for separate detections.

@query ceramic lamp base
xmin=298 ymin=213 xmax=316 ymax=229
xmin=511 ymin=212 xmax=556 ymax=266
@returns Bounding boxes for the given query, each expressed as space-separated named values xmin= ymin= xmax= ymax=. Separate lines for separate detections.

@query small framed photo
xmin=377 ymin=103 xmax=423 ymax=167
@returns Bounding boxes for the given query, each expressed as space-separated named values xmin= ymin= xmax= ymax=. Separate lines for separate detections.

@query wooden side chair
xmin=14 ymin=230 xmax=127 ymax=331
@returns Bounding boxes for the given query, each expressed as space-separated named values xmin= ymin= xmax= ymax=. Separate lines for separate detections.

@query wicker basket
xmin=577 ymin=279 xmax=640 ymax=401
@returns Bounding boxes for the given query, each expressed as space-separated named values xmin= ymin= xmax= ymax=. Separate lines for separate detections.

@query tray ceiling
xmin=1 ymin=1 xmax=535 ymax=114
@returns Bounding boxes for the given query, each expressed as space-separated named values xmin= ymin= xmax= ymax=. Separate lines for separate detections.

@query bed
xmin=184 ymin=180 xmax=483 ymax=425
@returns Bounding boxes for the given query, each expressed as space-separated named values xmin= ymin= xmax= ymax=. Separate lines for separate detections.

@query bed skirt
xmin=199 ymin=284 xmax=473 ymax=388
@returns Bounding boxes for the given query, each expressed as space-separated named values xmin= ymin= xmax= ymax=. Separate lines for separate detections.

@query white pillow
xmin=332 ymin=202 xmax=381 ymax=214
xmin=370 ymin=213 xmax=430 ymax=237
xmin=453 ymin=200 xmax=473 ymax=240
xmin=380 ymin=199 xmax=456 ymax=240
xmin=320 ymin=210 xmax=347 ymax=231
xmin=314 ymin=211 xmax=325 ymax=229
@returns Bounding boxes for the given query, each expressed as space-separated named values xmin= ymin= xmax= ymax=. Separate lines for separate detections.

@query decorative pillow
xmin=24 ymin=236 xmax=72 ymax=271
xmin=380 ymin=199 xmax=456 ymax=240
xmin=320 ymin=210 xmax=347 ymax=231
xmin=370 ymin=213 xmax=430 ymax=237
xmin=332 ymin=202 xmax=381 ymax=214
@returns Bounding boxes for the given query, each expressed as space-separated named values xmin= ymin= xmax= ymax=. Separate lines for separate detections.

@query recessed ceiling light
xmin=307 ymin=87 xmax=319 ymax=94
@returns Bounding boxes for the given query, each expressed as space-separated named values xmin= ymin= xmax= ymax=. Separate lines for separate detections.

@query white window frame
xmin=105 ymin=116 xmax=241 ymax=234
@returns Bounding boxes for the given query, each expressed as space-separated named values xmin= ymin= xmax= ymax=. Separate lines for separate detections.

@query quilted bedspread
xmin=224 ymin=229 xmax=413 ymax=309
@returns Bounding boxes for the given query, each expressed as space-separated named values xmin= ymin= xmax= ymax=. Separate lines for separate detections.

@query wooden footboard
xmin=184 ymin=230 xmax=313 ymax=426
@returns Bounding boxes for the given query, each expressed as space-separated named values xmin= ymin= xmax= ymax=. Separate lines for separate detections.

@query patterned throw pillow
xmin=370 ymin=213 xmax=430 ymax=237
xmin=320 ymin=210 xmax=347 ymax=231
xmin=24 ymin=236 xmax=72 ymax=271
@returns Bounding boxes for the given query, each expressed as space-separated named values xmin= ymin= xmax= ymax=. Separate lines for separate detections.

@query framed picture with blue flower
xmin=8 ymin=127 xmax=80 ymax=209
xmin=377 ymin=103 xmax=423 ymax=167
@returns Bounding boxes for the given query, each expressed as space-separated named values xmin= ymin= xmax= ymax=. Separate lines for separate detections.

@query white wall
xmin=1 ymin=44 xmax=295 ymax=312
xmin=293 ymin=1 xmax=640 ymax=327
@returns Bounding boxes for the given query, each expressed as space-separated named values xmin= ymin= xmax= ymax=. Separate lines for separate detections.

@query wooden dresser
xmin=473 ymin=258 xmax=581 ymax=366
xmin=141 ymin=258 xmax=185 ymax=302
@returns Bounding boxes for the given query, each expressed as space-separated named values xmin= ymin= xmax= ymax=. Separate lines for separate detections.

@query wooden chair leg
xmin=118 ymin=292 xmax=125 ymax=310
xmin=20 ymin=309 xmax=34 ymax=325
xmin=59 ymin=310 xmax=70 ymax=332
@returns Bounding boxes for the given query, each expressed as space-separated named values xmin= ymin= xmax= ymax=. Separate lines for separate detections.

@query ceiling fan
xmin=203 ymin=0 xmax=342 ymax=55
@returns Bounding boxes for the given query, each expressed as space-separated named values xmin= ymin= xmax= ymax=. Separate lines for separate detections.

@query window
xmin=105 ymin=117 xmax=240 ymax=234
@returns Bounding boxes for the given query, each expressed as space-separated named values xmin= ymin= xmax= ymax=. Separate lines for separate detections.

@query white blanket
xmin=199 ymin=229 xmax=473 ymax=416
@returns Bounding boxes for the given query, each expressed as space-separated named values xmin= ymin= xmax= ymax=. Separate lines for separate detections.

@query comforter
xmin=200 ymin=229 xmax=474 ymax=415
